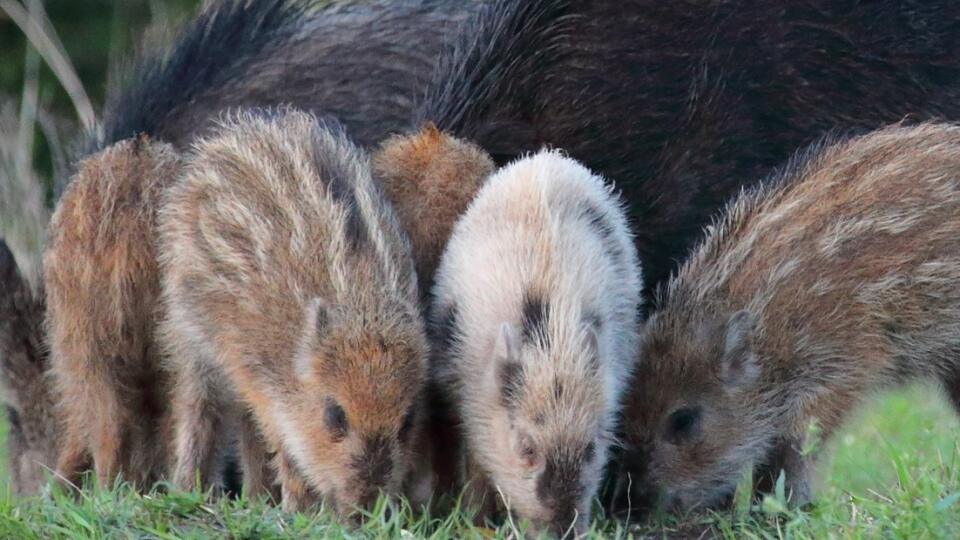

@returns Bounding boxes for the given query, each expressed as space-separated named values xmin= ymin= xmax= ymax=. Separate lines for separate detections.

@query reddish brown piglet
xmin=159 ymin=110 xmax=429 ymax=517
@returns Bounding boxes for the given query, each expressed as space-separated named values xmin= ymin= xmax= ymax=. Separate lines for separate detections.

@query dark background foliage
xmin=1 ymin=0 xmax=200 ymax=196
xmin=1 ymin=0 xmax=199 ymax=115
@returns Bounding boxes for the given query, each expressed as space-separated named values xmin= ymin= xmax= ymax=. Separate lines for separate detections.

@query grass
xmin=0 ymin=385 xmax=957 ymax=538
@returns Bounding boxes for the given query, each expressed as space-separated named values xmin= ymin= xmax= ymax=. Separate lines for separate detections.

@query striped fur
xmin=618 ymin=123 xmax=960 ymax=514
xmin=158 ymin=110 xmax=427 ymax=515
xmin=7 ymin=0 xmax=476 ymax=496
xmin=372 ymin=124 xmax=494 ymax=503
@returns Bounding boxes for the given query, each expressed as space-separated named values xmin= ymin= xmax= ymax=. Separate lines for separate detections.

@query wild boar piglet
xmin=159 ymin=110 xmax=428 ymax=516
xmin=44 ymin=137 xmax=180 ymax=489
xmin=616 ymin=123 xmax=960 ymax=514
xmin=431 ymin=150 xmax=641 ymax=536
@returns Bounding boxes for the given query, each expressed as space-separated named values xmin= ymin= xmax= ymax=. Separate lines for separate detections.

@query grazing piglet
xmin=0 ymin=240 xmax=58 ymax=494
xmin=617 ymin=123 xmax=960 ymax=513
xmin=44 ymin=137 xmax=180 ymax=488
xmin=372 ymin=124 xmax=493 ymax=504
xmin=159 ymin=110 xmax=428 ymax=516
xmin=10 ymin=0 xmax=476 ymax=496
xmin=431 ymin=150 xmax=641 ymax=536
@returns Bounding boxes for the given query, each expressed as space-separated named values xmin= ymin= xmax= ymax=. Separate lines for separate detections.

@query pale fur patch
xmin=432 ymin=149 xmax=641 ymax=526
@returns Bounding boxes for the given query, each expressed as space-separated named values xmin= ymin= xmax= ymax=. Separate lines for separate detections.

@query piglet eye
xmin=583 ymin=441 xmax=596 ymax=463
xmin=324 ymin=398 xmax=348 ymax=442
xmin=665 ymin=406 xmax=701 ymax=444
xmin=399 ymin=408 xmax=416 ymax=441
xmin=6 ymin=406 xmax=21 ymax=432
xmin=518 ymin=433 xmax=539 ymax=468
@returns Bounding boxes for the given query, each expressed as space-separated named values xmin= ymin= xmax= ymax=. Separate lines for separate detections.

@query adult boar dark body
xmin=0 ymin=0 xmax=476 ymax=495
xmin=417 ymin=0 xmax=960 ymax=297
xmin=93 ymin=0 xmax=477 ymax=159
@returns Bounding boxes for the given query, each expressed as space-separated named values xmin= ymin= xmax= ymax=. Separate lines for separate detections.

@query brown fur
xmin=5 ymin=0 xmax=476 ymax=497
xmin=0 ymin=241 xmax=59 ymax=494
xmin=373 ymin=123 xmax=493 ymax=298
xmin=618 ymin=123 xmax=960 ymax=513
xmin=43 ymin=136 xmax=179 ymax=488
xmin=159 ymin=111 xmax=428 ymax=516
xmin=372 ymin=124 xmax=494 ymax=505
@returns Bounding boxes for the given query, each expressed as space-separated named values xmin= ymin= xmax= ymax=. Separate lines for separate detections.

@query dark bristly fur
xmin=377 ymin=0 xmax=960 ymax=521
xmin=93 ymin=0 xmax=478 ymax=159
xmin=416 ymin=0 xmax=960 ymax=299
xmin=12 ymin=0 xmax=960 ymax=510
xmin=414 ymin=0 xmax=570 ymax=159
xmin=98 ymin=0 xmax=307 ymax=151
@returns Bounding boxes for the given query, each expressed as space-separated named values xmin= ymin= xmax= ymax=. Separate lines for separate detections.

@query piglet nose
xmin=347 ymin=512 xmax=365 ymax=528
xmin=344 ymin=490 xmax=387 ymax=527
xmin=352 ymin=435 xmax=394 ymax=491
xmin=549 ymin=514 xmax=585 ymax=539
xmin=609 ymin=478 xmax=658 ymax=521
xmin=358 ymin=488 xmax=382 ymax=510
xmin=664 ymin=493 xmax=685 ymax=513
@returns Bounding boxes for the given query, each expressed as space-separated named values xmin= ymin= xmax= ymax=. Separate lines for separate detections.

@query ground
xmin=0 ymin=385 xmax=957 ymax=539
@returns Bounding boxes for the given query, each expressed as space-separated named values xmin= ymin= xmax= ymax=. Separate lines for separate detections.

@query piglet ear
xmin=296 ymin=297 xmax=332 ymax=379
xmin=578 ymin=318 xmax=602 ymax=374
xmin=307 ymin=297 xmax=332 ymax=335
xmin=493 ymin=322 xmax=524 ymax=410
xmin=720 ymin=310 xmax=759 ymax=388
xmin=585 ymin=314 xmax=602 ymax=353
xmin=494 ymin=322 xmax=521 ymax=364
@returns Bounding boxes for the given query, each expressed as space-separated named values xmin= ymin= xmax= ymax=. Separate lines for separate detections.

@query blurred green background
xmin=1 ymin=0 xmax=202 ymax=202
xmin=2 ymin=0 xmax=199 ymax=117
